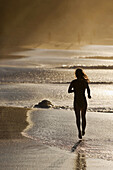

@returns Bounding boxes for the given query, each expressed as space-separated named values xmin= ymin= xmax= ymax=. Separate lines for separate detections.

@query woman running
xmin=68 ymin=68 xmax=91 ymax=139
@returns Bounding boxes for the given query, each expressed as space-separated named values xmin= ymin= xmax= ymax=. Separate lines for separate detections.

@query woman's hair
xmin=75 ymin=68 xmax=89 ymax=82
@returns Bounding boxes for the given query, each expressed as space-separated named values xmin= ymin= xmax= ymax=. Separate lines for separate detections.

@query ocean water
xmin=1 ymin=45 xmax=113 ymax=161
xmin=1 ymin=45 xmax=113 ymax=112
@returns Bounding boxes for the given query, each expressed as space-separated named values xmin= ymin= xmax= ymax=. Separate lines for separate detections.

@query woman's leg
xmin=81 ymin=104 xmax=87 ymax=136
xmin=74 ymin=103 xmax=82 ymax=139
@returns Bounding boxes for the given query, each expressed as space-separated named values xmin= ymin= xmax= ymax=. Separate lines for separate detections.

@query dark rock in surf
xmin=34 ymin=100 xmax=53 ymax=108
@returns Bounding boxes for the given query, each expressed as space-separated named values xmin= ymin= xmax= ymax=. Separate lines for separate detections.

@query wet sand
xmin=0 ymin=107 xmax=113 ymax=169
xmin=0 ymin=106 xmax=29 ymax=139
xmin=0 ymin=55 xmax=28 ymax=60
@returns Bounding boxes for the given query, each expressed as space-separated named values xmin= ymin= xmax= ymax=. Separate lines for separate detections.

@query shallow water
xmin=0 ymin=83 xmax=113 ymax=113
xmin=22 ymin=109 xmax=113 ymax=161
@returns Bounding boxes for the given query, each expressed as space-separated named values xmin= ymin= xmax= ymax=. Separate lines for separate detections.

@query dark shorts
xmin=74 ymin=98 xmax=87 ymax=111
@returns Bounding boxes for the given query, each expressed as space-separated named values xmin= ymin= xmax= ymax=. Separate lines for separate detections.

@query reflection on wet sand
xmin=72 ymin=140 xmax=86 ymax=170
xmin=75 ymin=153 xmax=86 ymax=170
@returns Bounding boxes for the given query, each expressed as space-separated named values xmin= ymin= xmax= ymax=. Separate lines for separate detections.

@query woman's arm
xmin=87 ymin=83 xmax=91 ymax=99
xmin=68 ymin=82 xmax=74 ymax=93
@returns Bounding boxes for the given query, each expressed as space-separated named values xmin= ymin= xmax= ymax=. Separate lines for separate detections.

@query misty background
xmin=1 ymin=0 xmax=113 ymax=55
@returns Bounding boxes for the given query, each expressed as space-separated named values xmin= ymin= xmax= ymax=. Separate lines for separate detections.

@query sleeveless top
xmin=71 ymin=79 xmax=87 ymax=108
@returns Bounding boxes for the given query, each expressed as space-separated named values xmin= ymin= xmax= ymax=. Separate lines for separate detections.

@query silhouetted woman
xmin=68 ymin=68 xmax=91 ymax=139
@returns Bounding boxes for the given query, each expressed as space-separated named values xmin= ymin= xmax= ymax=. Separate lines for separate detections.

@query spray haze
xmin=1 ymin=0 xmax=113 ymax=54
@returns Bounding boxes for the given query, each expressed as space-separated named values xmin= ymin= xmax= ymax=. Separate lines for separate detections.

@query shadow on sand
xmin=71 ymin=140 xmax=82 ymax=152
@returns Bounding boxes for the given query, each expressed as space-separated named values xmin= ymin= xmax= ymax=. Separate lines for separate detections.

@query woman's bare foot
xmin=78 ymin=130 xmax=82 ymax=139
xmin=82 ymin=130 xmax=85 ymax=136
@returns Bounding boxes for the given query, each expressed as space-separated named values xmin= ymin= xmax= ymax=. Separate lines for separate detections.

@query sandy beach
xmin=1 ymin=0 xmax=113 ymax=168
xmin=0 ymin=106 xmax=113 ymax=169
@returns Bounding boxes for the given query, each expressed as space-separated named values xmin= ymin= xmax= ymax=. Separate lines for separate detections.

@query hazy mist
xmin=1 ymin=0 xmax=113 ymax=54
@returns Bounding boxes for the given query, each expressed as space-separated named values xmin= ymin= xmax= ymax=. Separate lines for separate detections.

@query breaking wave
xmin=54 ymin=106 xmax=113 ymax=113
xmin=33 ymin=100 xmax=113 ymax=113
xmin=59 ymin=65 xmax=113 ymax=69
xmin=52 ymin=81 xmax=113 ymax=85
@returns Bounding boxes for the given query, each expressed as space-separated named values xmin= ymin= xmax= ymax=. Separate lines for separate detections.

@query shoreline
xmin=1 ymin=44 xmax=113 ymax=61
xmin=0 ymin=44 xmax=81 ymax=60
xmin=0 ymin=106 xmax=113 ymax=169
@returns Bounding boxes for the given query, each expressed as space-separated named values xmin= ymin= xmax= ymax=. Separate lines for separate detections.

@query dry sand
xmin=0 ymin=107 xmax=113 ymax=169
